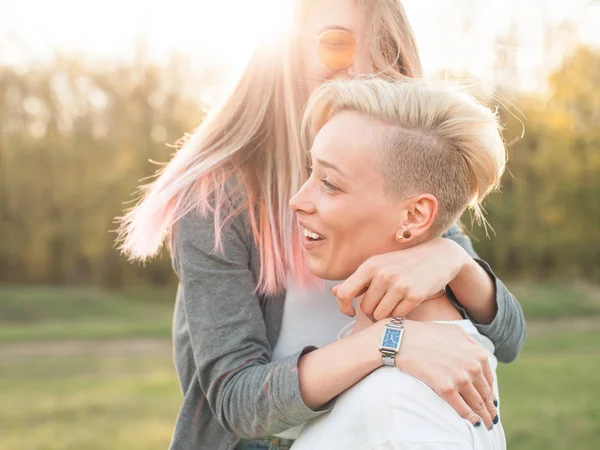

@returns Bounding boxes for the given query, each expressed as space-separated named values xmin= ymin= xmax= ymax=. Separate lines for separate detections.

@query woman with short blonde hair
xmin=291 ymin=77 xmax=509 ymax=448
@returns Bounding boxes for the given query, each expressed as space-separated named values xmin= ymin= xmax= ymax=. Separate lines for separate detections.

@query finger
xmin=423 ymin=289 xmax=446 ymax=302
xmin=479 ymin=351 xmax=495 ymax=390
xmin=335 ymin=261 xmax=377 ymax=314
xmin=458 ymin=380 xmax=493 ymax=429
xmin=332 ymin=284 xmax=368 ymax=298
xmin=473 ymin=370 xmax=498 ymax=422
xmin=469 ymin=348 xmax=497 ymax=419
xmin=390 ymin=292 xmax=418 ymax=318
xmin=371 ymin=288 xmax=404 ymax=321
xmin=360 ymin=278 xmax=388 ymax=321
xmin=331 ymin=284 xmax=357 ymax=316
xmin=438 ymin=387 xmax=483 ymax=428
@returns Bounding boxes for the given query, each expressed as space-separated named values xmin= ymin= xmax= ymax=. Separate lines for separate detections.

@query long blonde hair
xmin=303 ymin=78 xmax=506 ymax=238
xmin=117 ymin=0 xmax=423 ymax=295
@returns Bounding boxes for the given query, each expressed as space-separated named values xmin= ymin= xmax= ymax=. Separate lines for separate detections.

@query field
xmin=1 ymin=283 xmax=599 ymax=449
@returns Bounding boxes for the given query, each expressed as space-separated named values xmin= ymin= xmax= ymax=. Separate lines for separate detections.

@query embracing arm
xmin=175 ymin=212 xmax=498 ymax=437
xmin=443 ymin=223 xmax=526 ymax=363
xmin=174 ymin=211 xmax=331 ymax=438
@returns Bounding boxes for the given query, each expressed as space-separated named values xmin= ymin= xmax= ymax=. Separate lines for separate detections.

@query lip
xmin=298 ymin=219 xmax=326 ymax=239
xmin=298 ymin=219 xmax=326 ymax=250
xmin=302 ymin=236 xmax=325 ymax=251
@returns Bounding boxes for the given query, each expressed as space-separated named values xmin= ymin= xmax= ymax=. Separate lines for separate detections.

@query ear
xmin=396 ymin=194 xmax=438 ymax=242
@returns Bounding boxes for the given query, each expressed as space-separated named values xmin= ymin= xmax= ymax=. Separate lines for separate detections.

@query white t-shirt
xmin=272 ymin=278 xmax=353 ymax=439
xmin=290 ymin=320 xmax=506 ymax=450
xmin=272 ymin=278 xmax=353 ymax=362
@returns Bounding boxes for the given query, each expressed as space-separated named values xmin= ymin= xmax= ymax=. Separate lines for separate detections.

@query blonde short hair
xmin=302 ymin=78 xmax=506 ymax=237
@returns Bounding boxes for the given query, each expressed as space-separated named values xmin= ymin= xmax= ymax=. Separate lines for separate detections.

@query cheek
xmin=318 ymin=206 xmax=376 ymax=276
xmin=327 ymin=209 xmax=398 ymax=276
xmin=302 ymin=46 xmax=334 ymax=94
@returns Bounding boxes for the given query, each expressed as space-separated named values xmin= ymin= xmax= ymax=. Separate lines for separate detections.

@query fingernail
xmin=493 ymin=415 xmax=499 ymax=425
xmin=488 ymin=424 xmax=494 ymax=431
xmin=493 ymin=398 xmax=498 ymax=407
xmin=474 ymin=420 xmax=482 ymax=428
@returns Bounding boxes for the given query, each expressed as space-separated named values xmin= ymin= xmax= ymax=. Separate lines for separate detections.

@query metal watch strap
xmin=388 ymin=316 xmax=405 ymax=327
xmin=381 ymin=354 xmax=396 ymax=367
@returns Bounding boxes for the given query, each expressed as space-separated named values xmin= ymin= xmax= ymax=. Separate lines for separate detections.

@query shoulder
xmin=344 ymin=368 xmax=475 ymax=445
xmin=174 ymin=172 xmax=252 ymax=250
xmin=175 ymin=207 xmax=251 ymax=251
xmin=172 ymin=199 xmax=254 ymax=274
xmin=442 ymin=222 xmax=464 ymax=240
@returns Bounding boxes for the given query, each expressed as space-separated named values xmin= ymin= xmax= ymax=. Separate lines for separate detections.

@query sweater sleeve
xmin=172 ymin=210 xmax=330 ymax=438
xmin=442 ymin=223 xmax=526 ymax=363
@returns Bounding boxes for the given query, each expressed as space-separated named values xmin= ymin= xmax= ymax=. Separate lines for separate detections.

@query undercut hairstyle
xmin=302 ymin=78 xmax=506 ymax=237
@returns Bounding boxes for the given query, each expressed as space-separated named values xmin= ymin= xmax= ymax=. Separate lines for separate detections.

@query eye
xmin=320 ymin=178 xmax=337 ymax=192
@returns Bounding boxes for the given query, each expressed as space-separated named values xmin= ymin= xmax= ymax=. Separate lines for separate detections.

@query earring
xmin=396 ymin=230 xmax=412 ymax=241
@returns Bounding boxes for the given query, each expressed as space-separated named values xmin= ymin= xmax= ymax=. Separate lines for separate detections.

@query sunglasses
xmin=313 ymin=29 xmax=358 ymax=71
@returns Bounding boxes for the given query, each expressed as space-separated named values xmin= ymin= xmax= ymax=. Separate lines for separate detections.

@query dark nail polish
xmin=493 ymin=398 xmax=498 ymax=407
xmin=493 ymin=415 xmax=499 ymax=425
xmin=488 ymin=424 xmax=494 ymax=431
xmin=474 ymin=421 xmax=482 ymax=427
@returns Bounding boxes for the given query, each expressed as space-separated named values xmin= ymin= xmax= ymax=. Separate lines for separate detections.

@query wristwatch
xmin=379 ymin=316 xmax=405 ymax=367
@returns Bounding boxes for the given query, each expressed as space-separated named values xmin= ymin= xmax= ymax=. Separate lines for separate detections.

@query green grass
xmin=0 ymin=285 xmax=175 ymax=343
xmin=1 ymin=283 xmax=599 ymax=449
xmin=1 ymin=327 xmax=598 ymax=450
xmin=0 ymin=320 xmax=171 ymax=342
xmin=498 ymin=329 xmax=600 ymax=449
xmin=510 ymin=280 xmax=600 ymax=319
xmin=0 ymin=352 xmax=180 ymax=450
xmin=0 ymin=285 xmax=175 ymax=322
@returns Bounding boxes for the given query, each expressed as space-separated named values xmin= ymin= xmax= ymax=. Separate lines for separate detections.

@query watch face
xmin=381 ymin=328 xmax=402 ymax=350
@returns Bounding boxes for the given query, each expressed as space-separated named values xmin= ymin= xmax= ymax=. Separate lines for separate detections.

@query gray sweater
xmin=169 ymin=210 xmax=526 ymax=450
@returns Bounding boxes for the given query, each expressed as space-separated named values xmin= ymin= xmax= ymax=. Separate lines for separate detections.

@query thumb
xmin=331 ymin=284 xmax=356 ymax=317
xmin=331 ymin=284 xmax=340 ymax=297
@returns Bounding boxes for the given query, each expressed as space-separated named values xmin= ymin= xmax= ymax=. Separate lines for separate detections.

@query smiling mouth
xmin=303 ymin=227 xmax=324 ymax=241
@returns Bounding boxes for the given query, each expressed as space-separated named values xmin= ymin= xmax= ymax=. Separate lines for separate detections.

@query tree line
xmin=0 ymin=46 xmax=598 ymax=289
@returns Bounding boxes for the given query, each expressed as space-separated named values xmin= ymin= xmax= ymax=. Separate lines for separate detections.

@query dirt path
xmin=0 ymin=337 xmax=172 ymax=360
xmin=1 ymin=317 xmax=599 ymax=361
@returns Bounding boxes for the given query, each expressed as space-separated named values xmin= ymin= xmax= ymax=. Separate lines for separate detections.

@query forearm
xmin=466 ymin=264 xmax=526 ymax=363
xmin=298 ymin=320 xmax=384 ymax=409
xmin=448 ymin=257 xmax=498 ymax=325
xmin=442 ymin=225 xmax=526 ymax=361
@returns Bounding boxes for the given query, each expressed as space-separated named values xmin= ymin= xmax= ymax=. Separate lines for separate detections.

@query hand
xmin=394 ymin=320 xmax=499 ymax=429
xmin=333 ymin=238 xmax=469 ymax=320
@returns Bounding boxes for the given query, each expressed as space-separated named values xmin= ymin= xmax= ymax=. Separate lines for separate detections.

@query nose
xmin=289 ymin=179 xmax=316 ymax=215
xmin=345 ymin=50 xmax=369 ymax=78
xmin=334 ymin=60 xmax=357 ymax=79
xmin=344 ymin=64 xmax=356 ymax=78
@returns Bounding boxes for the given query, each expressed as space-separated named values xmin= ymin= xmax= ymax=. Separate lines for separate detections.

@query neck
xmin=352 ymin=293 xmax=463 ymax=333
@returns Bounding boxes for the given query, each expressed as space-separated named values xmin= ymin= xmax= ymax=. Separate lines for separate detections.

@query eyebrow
xmin=316 ymin=158 xmax=347 ymax=177
xmin=317 ymin=25 xmax=355 ymax=35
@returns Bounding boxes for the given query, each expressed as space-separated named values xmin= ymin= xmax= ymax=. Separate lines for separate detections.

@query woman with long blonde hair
xmin=117 ymin=1 xmax=525 ymax=449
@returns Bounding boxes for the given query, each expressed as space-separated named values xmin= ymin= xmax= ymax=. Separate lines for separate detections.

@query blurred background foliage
xmin=1 ymin=3 xmax=599 ymax=449
xmin=1 ymin=46 xmax=598 ymax=288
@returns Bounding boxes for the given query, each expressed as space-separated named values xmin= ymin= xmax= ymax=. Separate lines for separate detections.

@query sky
xmin=1 ymin=0 xmax=599 ymax=92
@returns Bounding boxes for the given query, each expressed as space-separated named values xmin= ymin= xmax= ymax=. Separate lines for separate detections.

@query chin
xmin=306 ymin=257 xmax=355 ymax=281
xmin=306 ymin=259 xmax=332 ymax=280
